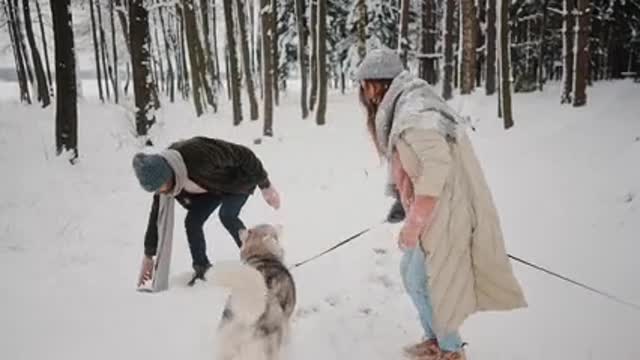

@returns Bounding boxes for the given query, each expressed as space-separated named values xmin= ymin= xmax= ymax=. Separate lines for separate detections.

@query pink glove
xmin=137 ymin=255 xmax=154 ymax=287
xmin=261 ymin=186 xmax=281 ymax=210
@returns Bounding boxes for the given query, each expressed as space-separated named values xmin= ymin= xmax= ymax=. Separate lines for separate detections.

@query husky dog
xmin=209 ymin=224 xmax=296 ymax=360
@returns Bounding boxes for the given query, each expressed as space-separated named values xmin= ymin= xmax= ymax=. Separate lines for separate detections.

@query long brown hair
xmin=359 ymin=79 xmax=393 ymax=157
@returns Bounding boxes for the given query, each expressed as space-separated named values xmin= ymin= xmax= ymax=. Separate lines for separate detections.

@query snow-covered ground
xmin=1 ymin=79 xmax=639 ymax=360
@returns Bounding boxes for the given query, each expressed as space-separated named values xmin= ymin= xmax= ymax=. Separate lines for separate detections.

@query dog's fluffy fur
xmin=209 ymin=224 xmax=296 ymax=360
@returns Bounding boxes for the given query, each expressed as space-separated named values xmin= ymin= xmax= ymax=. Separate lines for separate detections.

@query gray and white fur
xmin=209 ymin=224 xmax=296 ymax=360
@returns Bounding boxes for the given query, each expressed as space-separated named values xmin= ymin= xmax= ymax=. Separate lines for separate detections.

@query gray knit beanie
xmin=132 ymin=152 xmax=174 ymax=192
xmin=354 ymin=47 xmax=404 ymax=81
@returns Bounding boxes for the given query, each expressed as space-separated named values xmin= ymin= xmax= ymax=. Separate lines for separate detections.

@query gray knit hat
xmin=132 ymin=152 xmax=174 ymax=192
xmin=354 ymin=47 xmax=404 ymax=81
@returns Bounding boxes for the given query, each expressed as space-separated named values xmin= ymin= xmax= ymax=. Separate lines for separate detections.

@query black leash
xmin=507 ymin=254 xmax=640 ymax=311
xmin=290 ymin=222 xmax=383 ymax=269
xmin=290 ymin=223 xmax=640 ymax=312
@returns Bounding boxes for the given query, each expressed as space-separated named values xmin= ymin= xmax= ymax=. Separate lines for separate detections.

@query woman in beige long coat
xmin=354 ymin=48 xmax=528 ymax=360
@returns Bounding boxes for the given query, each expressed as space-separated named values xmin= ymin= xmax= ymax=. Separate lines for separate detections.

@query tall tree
xmin=130 ymin=0 xmax=156 ymax=136
xmin=561 ymin=0 xmax=576 ymax=104
xmin=260 ymin=0 xmax=274 ymax=136
xmin=461 ymin=0 xmax=477 ymax=94
xmin=50 ymin=0 xmax=78 ymax=161
xmin=89 ymin=0 xmax=104 ymax=102
xmin=200 ymin=0 xmax=218 ymax=109
xmin=442 ymin=0 xmax=455 ymax=99
xmin=96 ymin=0 xmax=111 ymax=100
xmin=419 ymin=0 xmax=437 ymax=84
xmin=3 ymin=0 xmax=30 ymax=103
xmin=236 ymin=0 xmax=259 ymax=120
xmin=315 ymin=0 xmax=327 ymax=125
xmin=294 ymin=0 xmax=309 ymax=119
xmin=398 ymin=0 xmax=410 ymax=67
xmin=222 ymin=0 xmax=243 ymax=124
xmin=499 ymin=0 xmax=514 ymax=129
xmin=110 ymin=0 xmax=119 ymax=103
xmin=34 ymin=0 xmax=52 ymax=93
xmin=537 ymin=0 xmax=549 ymax=91
xmin=182 ymin=0 xmax=216 ymax=115
xmin=11 ymin=0 xmax=34 ymax=89
xmin=309 ymin=0 xmax=318 ymax=111
xmin=356 ymin=0 xmax=367 ymax=61
xmin=573 ymin=0 xmax=589 ymax=106
xmin=271 ymin=0 xmax=279 ymax=106
xmin=158 ymin=6 xmax=175 ymax=102
xmin=211 ymin=0 xmax=222 ymax=90
xmin=113 ymin=0 xmax=131 ymax=56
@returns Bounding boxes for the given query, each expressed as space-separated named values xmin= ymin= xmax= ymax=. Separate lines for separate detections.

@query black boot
xmin=386 ymin=198 xmax=406 ymax=223
xmin=188 ymin=262 xmax=212 ymax=286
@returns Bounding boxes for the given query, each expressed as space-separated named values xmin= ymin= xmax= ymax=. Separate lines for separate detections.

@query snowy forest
xmin=1 ymin=0 xmax=639 ymax=161
xmin=1 ymin=2 xmax=640 ymax=360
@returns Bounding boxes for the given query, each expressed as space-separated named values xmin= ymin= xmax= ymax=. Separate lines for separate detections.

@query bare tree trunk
xmin=486 ymin=0 xmax=496 ymax=94
xmin=182 ymin=0 xmax=215 ymax=115
xmin=158 ymin=6 xmax=175 ymax=102
xmin=420 ymin=0 xmax=436 ymax=83
xmin=309 ymin=0 xmax=318 ymax=111
xmin=152 ymin=8 xmax=165 ymax=95
xmin=443 ymin=0 xmax=455 ymax=100
xmin=211 ymin=0 xmax=222 ymax=89
xmin=476 ymin=0 xmax=485 ymax=87
xmin=22 ymin=0 xmax=49 ymax=106
xmin=179 ymin=10 xmax=190 ymax=99
xmin=50 ymin=0 xmax=78 ymax=161
xmin=35 ymin=0 xmax=52 ymax=93
xmin=573 ymin=0 xmax=589 ymax=107
xmin=200 ymin=0 xmax=219 ymax=110
xmin=12 ymin=0 xmax=34 ymax=89
xmin=130 ymin=0 xmax=156 ymax=136
xmin=260 ymin=0 xmax=274 ymax=136
xmin=537 ymin=0 xmax=549 ymax=91
xmin=499 ymin=0 xmax=513 ymax=129
xmin=113 ymin=0 xmax=131 ymax=56
xmin=294 ymin=0 xmax=308 ymax=119
xmin=3 ymin=0 xmax=30 ymax=103
xmin=315 ymin=0 xmax=327 ymax=126
xmin=222 ymin=0 xmax=243 ymax=125
xmin=236 ymin=0 xmax=259 ymax=120
xmin=357 ymin=0 xmax=367 ymax=61
xmin=461 ymin=0 xmax=477 ymax=94
xmin=96 ymin=0 xmax=111 ymax=100
xmin=110 ymin=0 xmax=119 ymax=103
xmin=398 ymin=0 xmax=410 ymax=67
xmin=561 ymin=0 xmax=575 ymax=104
xmin=89 ymin=0 xmax=104 ymax=102
xmin=271 ymin=0 xmax=279 ymax=106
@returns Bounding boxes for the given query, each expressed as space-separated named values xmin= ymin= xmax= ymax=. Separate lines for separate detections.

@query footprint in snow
xmin=359 ymin=307 xmax=373 ymax=316
xmin=373 ymin=274 xmax=396 ymax=289
xmin=295 ymin=305 xmax=320 ymax=319
xmin=373 ymin=248 xmax=387 ymax=255
xmin=325 ymin=295 xmax=341 ymax=307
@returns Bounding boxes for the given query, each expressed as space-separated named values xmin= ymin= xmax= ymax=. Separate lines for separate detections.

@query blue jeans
xmin=400 ymin=247 xmax=464 ymax=352
xmin=183 ymin=193 xmax=249 ymax=267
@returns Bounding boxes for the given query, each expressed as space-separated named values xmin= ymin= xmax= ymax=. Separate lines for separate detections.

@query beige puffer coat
xmin=394 ymin=127 xmax=528 ymax=339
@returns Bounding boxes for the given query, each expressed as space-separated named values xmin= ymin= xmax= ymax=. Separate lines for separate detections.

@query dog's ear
xmin=239 ymin=228 xmax=250 ymax=244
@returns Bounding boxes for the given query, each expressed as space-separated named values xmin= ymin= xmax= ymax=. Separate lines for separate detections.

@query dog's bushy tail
xmin=208 ymin=260 xmax=268 ymax=323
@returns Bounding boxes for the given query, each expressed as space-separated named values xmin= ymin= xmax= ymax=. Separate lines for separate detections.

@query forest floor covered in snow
xmin=0 ymin=80 xmax=639 ymax=360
